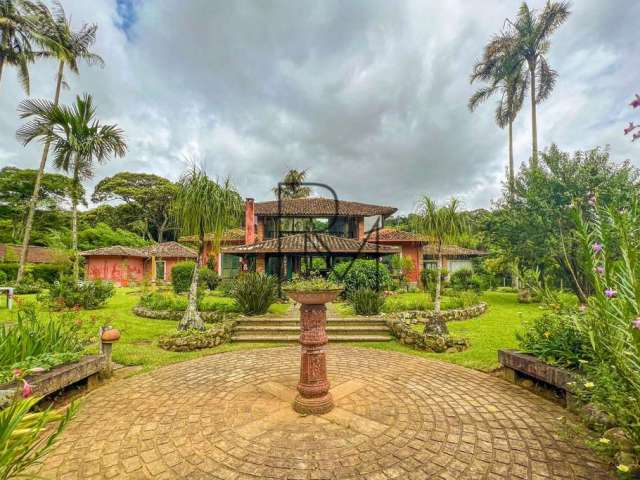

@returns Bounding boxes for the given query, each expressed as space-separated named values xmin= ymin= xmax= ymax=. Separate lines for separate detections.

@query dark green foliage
xmin=29 ymin=264 xmax=67 ymax=284
xmin=45 ymin=277 xmax=114 ymax=309
xmin=328 ymin=259 xmax=391 ymax=296
xmin=231 ymin=273 xmax=277 ymax=316
xmin=0 ymin=264 xmax=18 ymax=281
xmin=349 ymin=288 xmax=385 ymax=315
xmin=138 ymin=292 xmax=238 ymax=313
xmin=517 ymin=312 xmax=589 ymax=369
xmin=199 ymin=267 xmax=220 ymax=291
xmin=218 ymin=279 xmax=235 ymax=296
xmin=78 ymin=222 xmax=148 ymax=250
xmin=0 ymin=271 xmax=6 ymax=284
xmin=171 ymin=261 xmax=195 ymax=293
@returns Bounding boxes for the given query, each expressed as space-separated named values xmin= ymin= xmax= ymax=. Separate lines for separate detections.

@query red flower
xmin=22 ymin=380 xmax=33 ymax=398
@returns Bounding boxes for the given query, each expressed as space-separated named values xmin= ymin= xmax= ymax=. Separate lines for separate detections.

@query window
xmin=423 ymin=260 xmax=437 ymax=270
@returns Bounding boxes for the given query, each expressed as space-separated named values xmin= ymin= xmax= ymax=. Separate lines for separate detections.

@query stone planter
xmin=133 ymin=305 xmax=235 ymax=323
xmin=286 ymin=289 xmax=341 ymax=415
xmin=498 ymin=349 xmax=576 ymax=405
xmin=158 ymin=321 xmax=237 ymax=352
xmin=385 ymin=317 xmax=469 ymax=352
xmin=391 ymin=302 xmax=488 ymax=324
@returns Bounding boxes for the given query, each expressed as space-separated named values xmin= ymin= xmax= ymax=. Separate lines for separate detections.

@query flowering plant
xmin=624 ymin=93 xmax=640 ymax=142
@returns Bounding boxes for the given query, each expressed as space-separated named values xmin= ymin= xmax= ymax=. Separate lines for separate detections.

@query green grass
xmin=350 ymin=291 xmax=543 ymax=371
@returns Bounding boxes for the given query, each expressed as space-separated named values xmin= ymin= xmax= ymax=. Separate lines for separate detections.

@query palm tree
xmin=172 ymin=167 xmax=243 ymax=331
xmin=16 ymin=0 xmax=103 ymax=283
xmin=506 ymin=1 xmax=571 ymax=167
xmin=0 ymin=0 xmax=38 ymax=94
xmin=411 ymin=197 xmax=467 ymax=324
xmin=17 ymin=94 xmax=127 ymax=280
xmin=469 ymin=37 xmax=528 ymax=191
xmin=273 ymin=169 xmax=312 ymax=199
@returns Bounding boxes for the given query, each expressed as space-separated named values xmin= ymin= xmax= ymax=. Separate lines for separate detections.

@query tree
xmin=469 ymin=36 xmax=528 ymax=191
xmin=16 ymin=0 xmax=103 ymax=283
xmin=0 ymin=166 xmax=77 ymax=242
xmin=171 ymin=167 xmax=243 ymax=331
xmin=0 ymin=0 xmax=38 ymax=94
xmin=92 ymin=172 xmax=177 ymax=242
xmin=486 ymin=144 xmax=639 ymax=301
xmin=273 ymin=169 xmax=312 ymax=199
xmin=17 ymin=94 xmax=127 ymax=281
xmin=78 ymin=222 xmax=147 ymax=251
xmin=504 ymin=1 xmax=571 ymax=167
xmin=411 ymin=197 xmax=467 ymax=321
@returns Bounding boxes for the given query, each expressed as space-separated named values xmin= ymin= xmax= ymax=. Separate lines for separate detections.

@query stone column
xmin=294 ymin=302 xmax=333 ymax=414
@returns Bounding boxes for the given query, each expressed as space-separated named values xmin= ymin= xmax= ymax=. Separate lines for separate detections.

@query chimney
xmin=245 ymin=198 xmax=256 ymax=244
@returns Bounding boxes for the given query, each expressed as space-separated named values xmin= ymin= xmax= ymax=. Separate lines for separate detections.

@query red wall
xmin=401 ymin=243 xmax=423 ymax=284
xmin=86 ymin=256 xmax=144 ymax=287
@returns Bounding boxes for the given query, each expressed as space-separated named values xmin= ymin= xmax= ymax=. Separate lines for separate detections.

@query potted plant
xmin=283 ymin=276 xmax=343 ymax=415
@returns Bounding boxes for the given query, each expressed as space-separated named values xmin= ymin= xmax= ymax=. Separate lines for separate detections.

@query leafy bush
xmin=30 ymin=263 xmax=67 ymax=284
xmin=420 ymin=268 xmax=448 ymax=296
xmin=138 ymin=292 xmax=238 ymax=313
xmin=77 ymin=222 xmax=148 ymax=250
xmin=457 ymin=290 xmax=481 ymax=308
xmin=218 ymin=279 xmax=235 ymax=296
xmin=0 ymin=263 xmax=18 ymax=281
xmin=349 ymin=288 xmax=385 ymax=315
xmin=328 ymin=259 xmax=391 ymax=296
xmin=450 ymin=269 xmax=483 ymax=292
xmin=171 ymin=261 xmax=195 ymax=293
xmin=284 ymin=276 xmax=342 ymax=292
xmin=199 ymin=267 xmax=220 ymax=291
xmin=0 ymin=397 xmax=78 ymax=479
xmin=0 ymin=270 xmax=6 ymax=284
xmin=382 ymin=293 xmax=433 ymax=313
xmin=231 ymin=273 xmax=277 ymax=315
xmin=517 ymin=312 xmax=590 ymax=369
xmin=45 ymin=277 xmax=114 ymax=309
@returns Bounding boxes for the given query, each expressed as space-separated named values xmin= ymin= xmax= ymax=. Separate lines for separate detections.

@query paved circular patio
xmin=35 ymin=346 xmax=610 ymax=479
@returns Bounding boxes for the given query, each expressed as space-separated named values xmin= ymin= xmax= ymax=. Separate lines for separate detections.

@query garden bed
xmin=158 ymin=321 xmax=237 ymax=352
xmin=386 ymin=317 xmax=468 ymax=353
xmin=392 ymin=302 xmax=487 ymax=323
xmin=0 ymin=355 xmax=106 ymax=407
xmin=133 ymin=305 xmax=237 ymax=322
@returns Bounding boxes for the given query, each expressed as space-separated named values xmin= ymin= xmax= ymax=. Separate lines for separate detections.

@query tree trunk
xmin=508 ymin=119 xmax=514 ymax=193
xmin=16 ymin=60 xmax=65 ymax=283
xmin=158 ymin=216 xmax=168 ymax=243
xmin=178 ymin=233 xmax=205 ymax=331
xmin=0 ymin=57 xmax=4 ymax=94
xmin=434 ymin=250 xmax=443 ymax=314
xmin=529 ymin=58 xmax=538 ymax=169
xmin=71 ymin=164 xmax=80 ymax=282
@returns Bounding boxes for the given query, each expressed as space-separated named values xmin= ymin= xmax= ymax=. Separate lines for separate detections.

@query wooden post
xmin=151 ymin=254 xmax=157 ymax=287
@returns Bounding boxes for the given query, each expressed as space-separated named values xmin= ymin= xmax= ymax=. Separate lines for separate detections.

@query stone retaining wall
xmin=158 ymin=321 xmax=237 ymax=352
xmin=133 ymin=305 xmax=237 ymax=323
xmin=385 ymin=318 xmax=469 ymax=353
xmin=390 ymin=302 xmax=487 ymax=324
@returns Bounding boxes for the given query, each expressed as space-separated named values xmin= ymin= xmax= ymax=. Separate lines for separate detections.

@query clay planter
xmin=101 ymin=328 xmax=121 ymax=343
xmin=286 ymin=289 xmax=341 ymax=415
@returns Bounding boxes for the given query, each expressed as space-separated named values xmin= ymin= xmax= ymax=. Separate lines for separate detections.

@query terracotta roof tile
xmin=254 ymin=198 xmax=397 ymax=217
xmin=423 ymin=244 xmax=488 ymax=257
xmin=368 ymin=228 xmax=425 ymax=242
xmin=223 ymin=233 xmax=399 ymax=255
xmin=142 ymin=242 xmax=197 ymax=258
xmin=79 ymin=245 xmax=149 ymax=257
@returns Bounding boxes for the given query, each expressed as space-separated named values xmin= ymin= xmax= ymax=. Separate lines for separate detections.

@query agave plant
xmin=0 ymin=397 xmax=78 ymax=479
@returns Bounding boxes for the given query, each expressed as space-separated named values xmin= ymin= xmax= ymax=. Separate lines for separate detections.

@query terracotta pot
xmin=101 ymin=328 xmax=121 ymax=343
xmin=285 ymin=289 xmax=342 ymax=305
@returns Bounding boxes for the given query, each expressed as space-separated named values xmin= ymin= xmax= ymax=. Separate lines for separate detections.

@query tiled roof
xmin=179 ymin=228 xmax=245 ymax=244
xmin=368 ymin=228 xmax=425 ymax=242
xmin=79 ymin=245 xmax=149 ymax=257
xmin=223 ymin=233 xmax=399 ymax=255
xmin=423 ymin=244 xmax=489 ymax=257
xmin=0 ymin=244 xmax=62 ymax=264
xmin=142 ymin=242 xmax=197 ymax=258
xmin=254 ymin=198 xmax=397 ymax=217
xmin=81 ymin=242 xmax=197 ymax=259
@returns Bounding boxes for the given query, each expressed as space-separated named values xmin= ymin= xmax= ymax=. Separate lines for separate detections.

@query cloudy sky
xmin=0 ymin=0 xmax=638 ymax=214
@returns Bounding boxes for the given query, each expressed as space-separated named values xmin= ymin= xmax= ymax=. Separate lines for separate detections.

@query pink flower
xmin=22 ymin=380 xmax=33 ymax=398
xmin=624 ymin=122 xmax=636 ymax=135
xmin=632 ymin=318 xmax=640 ymax=330
xmin=631 ymin=94 xmax=640 ymax=109
xmin=595 ymin=266 xmax=605 ymax=275
xmin=592 ymin=243 xmax=603 ymax=253
xmin=604 ymin=288 xmax=617 ymax=299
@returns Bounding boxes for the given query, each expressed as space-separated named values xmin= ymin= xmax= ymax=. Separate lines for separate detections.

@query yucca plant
xmin=0 ymin=397 xmax=78 ymax=479
xmin=231 ymin=273 xmax=277 ymax=316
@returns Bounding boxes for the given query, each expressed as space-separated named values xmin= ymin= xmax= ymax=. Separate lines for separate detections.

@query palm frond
xmin=535 ymin=55 xmax=557 ymax=102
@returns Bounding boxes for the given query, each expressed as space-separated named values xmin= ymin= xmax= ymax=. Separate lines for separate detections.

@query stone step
xmin=236 ymin=318 xmax=387 ymax=327
xmin=235 ymin=325 xmax=390 ymax=335
xmin=231 ymin=334 xmax=393 ymax=343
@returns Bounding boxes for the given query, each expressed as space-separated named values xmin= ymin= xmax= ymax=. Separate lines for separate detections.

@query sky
xmin=0 ymin=0 xmax=638 ymax=215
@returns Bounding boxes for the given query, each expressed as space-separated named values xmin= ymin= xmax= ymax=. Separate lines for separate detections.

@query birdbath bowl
xmin=286 ymin=288 xmax=342 ymax=415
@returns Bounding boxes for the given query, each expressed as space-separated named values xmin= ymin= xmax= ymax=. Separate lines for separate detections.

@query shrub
xmin=457 ymin=290 xmax=481 ymax=308
xmin=441 ymin=296 xmax=464 ymax=310
xmin=218 ymin=279 xmax=235 ymax=296
xmin=231 ymin=273 xmax=277 ymax=315
xmin=517 ymin=312 xmax=590 ymax=369
xmin=30 ymin=263 xmax=67 ymax=284
xmin=349 ymin=288 xmax=385 ymax=315
xmin=199 ymin=267 xmax=220 ymax=291
xmin=171 ymin=261 xmax=195 ymax=293
xmin=450 ymin=268 xmax=483 ymax=292
xmin=382 ymin=294 xmax=433 ymax=313
xmin=45 ymin=277 xmax=114 ymax=310
xmin=328 ymin=259 xmax=391 ymax=296
xmin=0 ymin=270 xmax=6 ymax=284
xmin=138 ymin=292 xmax=238 ymax=313
xmin=0 ymin=263 xmax=18 ymax=281
xmin=420 ymin=268 xmax=448 ymax=296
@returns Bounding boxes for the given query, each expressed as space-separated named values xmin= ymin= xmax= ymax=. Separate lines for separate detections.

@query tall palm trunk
xmin=528 ymin=58 xmax=538 ymax=169
xmin=16 ymin=60 xmax=65 ymax=282
xmin=0 ymin=57 xmax=4 ymax=93
xmin=71 ymin=164 xmax=80 ymax=282
xmin=508 ymin=119 xmax=514 ymax=192
xmin=179 ymin=231 xmax=205 ymax=331
xmin=433 ymin=246 xmax=443 ymax=314
xmin=0 ymin=31 xmax=7 ymax=93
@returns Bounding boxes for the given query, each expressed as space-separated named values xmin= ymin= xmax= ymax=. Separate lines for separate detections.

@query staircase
xmin=231 ymin=309 xmax=393 ymax=343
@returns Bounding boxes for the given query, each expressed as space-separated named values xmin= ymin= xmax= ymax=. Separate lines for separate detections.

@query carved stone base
xmin=293 ymin=391 xmax=334 ymax=415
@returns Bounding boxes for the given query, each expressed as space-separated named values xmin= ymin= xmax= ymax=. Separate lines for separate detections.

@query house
xmin=216 ymin=198 xmax=487 ymax=284
xmin=80 ymin=241 xmax=197 ymax=286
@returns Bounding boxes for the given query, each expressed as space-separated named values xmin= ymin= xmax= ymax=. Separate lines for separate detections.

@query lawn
xmin=351 ymin=291 xmax=544 ymax=371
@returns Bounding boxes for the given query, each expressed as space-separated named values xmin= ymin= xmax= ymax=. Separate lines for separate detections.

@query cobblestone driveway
xmin=35 ymin=346 xmax=610 ymax=479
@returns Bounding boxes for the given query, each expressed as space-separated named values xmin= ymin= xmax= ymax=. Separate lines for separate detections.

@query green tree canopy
xmin=91 ymin=172 xmax=177 ymax=242
xmin=78 ymin=222 xmax=148 ymax=251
